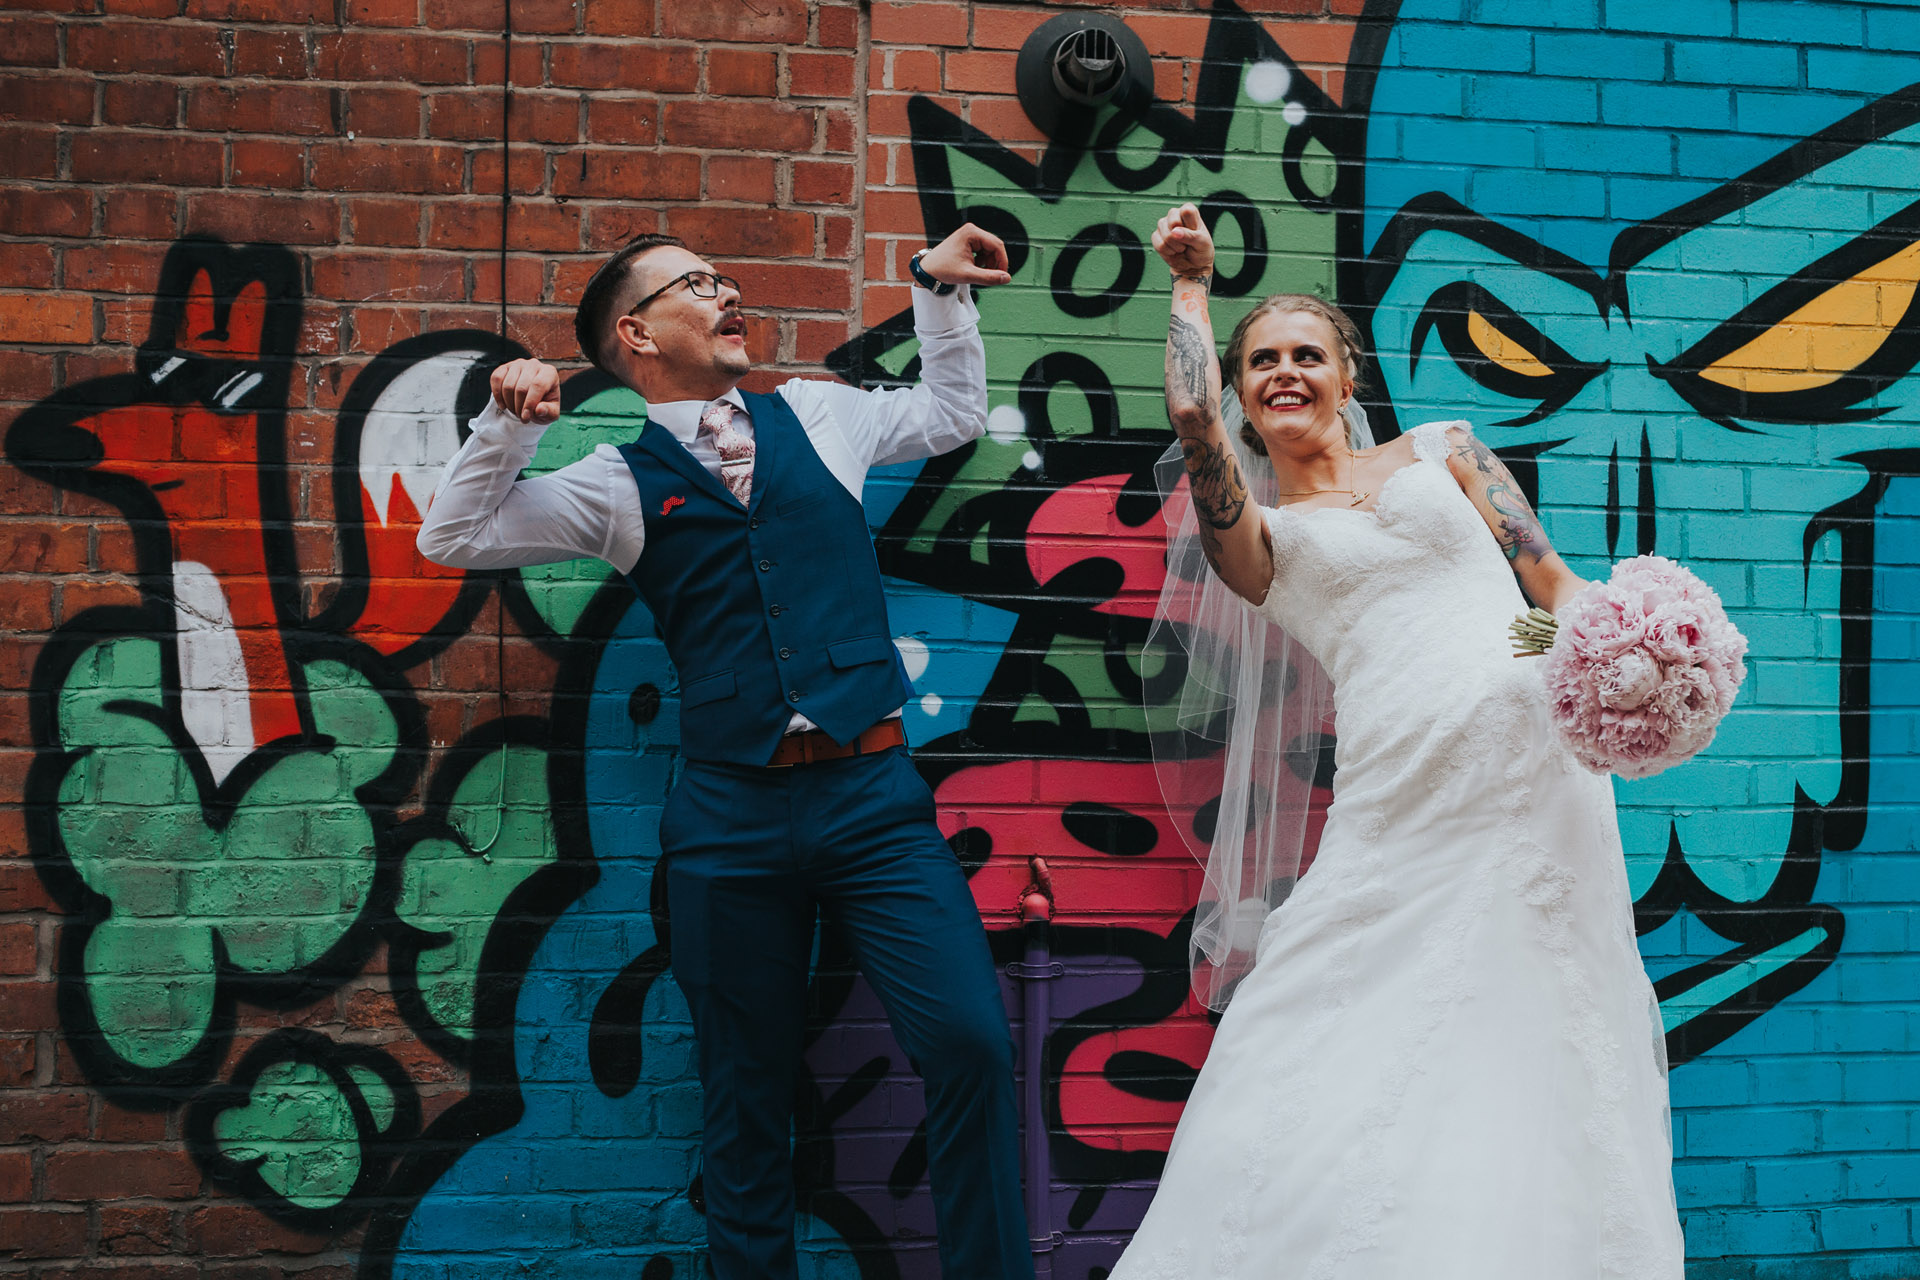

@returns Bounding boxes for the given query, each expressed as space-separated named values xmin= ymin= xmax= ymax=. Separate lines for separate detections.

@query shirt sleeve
xmin=779 ymin=284 xmax=989 ymax=471
xmin=415 ymin=399 xmax=648 ymax=573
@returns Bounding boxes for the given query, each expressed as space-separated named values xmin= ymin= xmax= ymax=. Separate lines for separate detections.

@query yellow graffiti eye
xmin=1699 ymin=238 xmax=1920 ymax=393
xmin=1466 ymin=309 xmax=1554 ymax=378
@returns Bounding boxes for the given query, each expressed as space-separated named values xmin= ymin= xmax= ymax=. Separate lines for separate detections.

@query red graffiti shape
xmin=1025 ymin=472 xmax=1171 ymax=618
xmin=352 ymin=477 xmax=466 ymax=656
xmin=84 ymin=273 xmax=301 ymax=746
xmin=938 ymin=754 xmax=1331 ymax=1153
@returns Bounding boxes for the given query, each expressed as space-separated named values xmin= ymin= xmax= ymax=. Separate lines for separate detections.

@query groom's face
xmin=616 ymin=246 xmax=750 ymax=386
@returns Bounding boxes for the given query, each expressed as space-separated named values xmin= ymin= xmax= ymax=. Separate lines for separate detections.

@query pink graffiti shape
xmin=1025 ymin=473 xmax=1170 ymax=618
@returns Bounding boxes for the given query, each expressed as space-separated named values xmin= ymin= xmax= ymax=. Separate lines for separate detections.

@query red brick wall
xmin=0 ymin=2 xmax=1430 ymax=1274
xmin=9 ymin=0 xmax=1919 ymax=1275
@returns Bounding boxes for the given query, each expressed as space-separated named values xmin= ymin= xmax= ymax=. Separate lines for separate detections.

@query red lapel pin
xmin=660 ymin=495 xmax=687 ymax=516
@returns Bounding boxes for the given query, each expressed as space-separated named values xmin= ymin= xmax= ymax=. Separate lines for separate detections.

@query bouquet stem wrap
xmin=1512 ymin=556 xmax=1748 ymax=780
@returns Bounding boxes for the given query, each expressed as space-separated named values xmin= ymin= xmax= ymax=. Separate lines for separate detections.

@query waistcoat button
xmin=769 ymin=604 xmax=783 ymax=616
xmin=788 ymin=690 xmax=801 ymax=702
xmin=757 ymin=559 xmax=772 ymax=571
xmin=779 ymin=648 xmax=792 ymax=660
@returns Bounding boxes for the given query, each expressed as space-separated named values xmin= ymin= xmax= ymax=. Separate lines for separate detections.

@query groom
xmin=417 ymin=225 xmax=1030 ymax=1278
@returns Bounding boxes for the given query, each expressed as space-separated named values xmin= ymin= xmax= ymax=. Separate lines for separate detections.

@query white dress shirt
xmin=416 ymin=285 xmax=988 ymax=736
xmin=416 ymin=285 xmax=986 ymax=575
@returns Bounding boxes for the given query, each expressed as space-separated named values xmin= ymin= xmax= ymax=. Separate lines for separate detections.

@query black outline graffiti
xmin=1341 ymin=0 xmax=1920 ymax=1065
xmin=186 ymin=1028 xmax=422 ymax=1233
xmin=8 ymin=239 xmax=429 ymax=1105
xmin=1650 ymin=199 xmax=1920 ymax=428
xmin=1051 ymin=223 xmax=1149 ymax=320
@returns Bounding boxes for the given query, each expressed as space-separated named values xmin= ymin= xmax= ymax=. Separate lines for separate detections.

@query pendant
xmin=1349 ymin=490 xmax=1369 ymax=507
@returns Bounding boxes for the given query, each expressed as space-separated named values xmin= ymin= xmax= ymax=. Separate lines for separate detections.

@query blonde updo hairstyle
xmin=1220 ymin=294 xmax=1368 ymax=456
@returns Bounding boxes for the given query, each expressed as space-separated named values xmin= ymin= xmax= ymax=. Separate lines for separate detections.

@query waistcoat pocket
xmin=776 ymin=486 xmax=830 ymax=515
xmin=681 ymin=670 xmax=737 ymax=707
xmin=827 ymin=635 xmax=893 ymax=668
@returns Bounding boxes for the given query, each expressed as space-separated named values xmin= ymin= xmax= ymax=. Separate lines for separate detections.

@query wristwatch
xmin=908 ymin=249 xmax=956 ymax=296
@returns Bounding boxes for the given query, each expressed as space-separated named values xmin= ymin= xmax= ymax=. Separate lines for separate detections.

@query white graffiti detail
xmin=358 ymin=350 xmax=487 ymax=527
xmin=172 ymin=559 xmax=253 ymax=785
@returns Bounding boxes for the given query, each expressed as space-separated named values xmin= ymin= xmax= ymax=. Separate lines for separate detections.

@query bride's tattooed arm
xmin=1152 ymin=202 xmax=1273 ymax=603
xmin=1167 ymin=308 xmax=1247 ymax=553
xmin=1448 ymin=432 xmax=1545 ymax=563
xmin=1167 ymin=310 xmax=1219 ymax=429
xmin=1181 ymin=434 xmax=1247 ymax=530
xmin=1442 ymin=425 xmax=1587 ymax=612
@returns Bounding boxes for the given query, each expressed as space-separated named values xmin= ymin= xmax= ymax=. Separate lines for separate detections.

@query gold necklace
xmin=1274 ymin=446 xmax=1370 ymax=507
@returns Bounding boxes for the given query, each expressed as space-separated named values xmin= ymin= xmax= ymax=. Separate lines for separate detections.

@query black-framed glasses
xmin=627 ymin=270 xmax=742 ymax=316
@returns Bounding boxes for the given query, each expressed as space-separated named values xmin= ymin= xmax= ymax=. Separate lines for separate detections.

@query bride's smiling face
xmin=1236 ymin=310 xmax=1354 ymax=454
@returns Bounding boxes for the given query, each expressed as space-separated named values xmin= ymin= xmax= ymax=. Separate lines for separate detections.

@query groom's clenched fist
xmin=490 ymin=358 xmax=561 ymax=424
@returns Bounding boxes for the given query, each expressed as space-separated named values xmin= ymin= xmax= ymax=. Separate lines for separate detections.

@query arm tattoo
xmin=1449 ymin=427 xmax=1548 ymax=564
xmin=1451 ymin=433 xmax=1500 ymax=476
xmin=1181 ymin=437 xmax=1248 ymax=532
xmin=1486 ymin=481 xmax=1544 ymax=563
xmin=1166 ymin=318 xmax=1218 ymax=431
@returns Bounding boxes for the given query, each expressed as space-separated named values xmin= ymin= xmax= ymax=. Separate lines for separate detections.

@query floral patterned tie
xmin=699 ymin=399 xmax=754 ymax=505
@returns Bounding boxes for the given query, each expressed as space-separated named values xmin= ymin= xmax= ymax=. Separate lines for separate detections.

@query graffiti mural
xmin=8 ymin=1 xmax=1919 ymax=1276
xmin=1345 ymin=0 xmax=1920 ymax=1263
xmin=9 ymin=238 xmax=523 ymax=1218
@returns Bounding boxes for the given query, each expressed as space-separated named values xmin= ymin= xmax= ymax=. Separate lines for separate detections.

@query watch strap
xmin=909 ymin=249 xmax=956 ymax=296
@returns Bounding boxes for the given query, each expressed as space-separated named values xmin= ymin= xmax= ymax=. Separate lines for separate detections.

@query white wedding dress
xmin=1114 ymin=422 xmax=1685 ymax=1279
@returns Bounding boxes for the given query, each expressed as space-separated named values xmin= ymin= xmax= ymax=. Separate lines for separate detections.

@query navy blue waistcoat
xmin=616 ymin=390 xmax=912 ymax=766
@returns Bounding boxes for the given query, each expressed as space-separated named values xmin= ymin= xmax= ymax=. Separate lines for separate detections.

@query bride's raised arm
xmin=1152 ymin=203 xmax=1275 ymax=604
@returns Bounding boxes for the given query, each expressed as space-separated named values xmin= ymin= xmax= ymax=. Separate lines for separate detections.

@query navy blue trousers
xmin=661 ymin=745 xmax=1031 ymax=1280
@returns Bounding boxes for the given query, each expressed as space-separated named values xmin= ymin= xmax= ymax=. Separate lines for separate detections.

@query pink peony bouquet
xmin=1510 ymin=556 xmax=1748 ymax=780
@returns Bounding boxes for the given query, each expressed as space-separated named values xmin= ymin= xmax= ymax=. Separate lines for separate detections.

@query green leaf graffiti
xmin=54 ymin=639 xmax=396 ymax=1071
xmin=212 ymin=1058 xmax=380 ymax=1208
xmin=189 ymin=1027 xmax=418 ymax=1224
xmin=513 ymin=382 xmax=650 ymax=638
xmin=394 ymin=743 xmax=557 ymax=1043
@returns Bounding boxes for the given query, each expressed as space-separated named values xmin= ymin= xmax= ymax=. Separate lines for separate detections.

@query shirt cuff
xmin=910 ymin=280 xmax=980 ymax=336
xmin=471 ymin=396 xmax=552 ymax=453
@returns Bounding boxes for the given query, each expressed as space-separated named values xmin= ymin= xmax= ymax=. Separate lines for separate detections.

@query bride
xmin=1112 ymin=205 xmax=1685 ymax=1278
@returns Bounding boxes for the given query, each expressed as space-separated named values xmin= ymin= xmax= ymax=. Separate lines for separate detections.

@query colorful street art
xmin=7 ymin=1 xmax=1918 ymax=1276
xmin=1348 ymin=0 xmax=1920 ymax=1263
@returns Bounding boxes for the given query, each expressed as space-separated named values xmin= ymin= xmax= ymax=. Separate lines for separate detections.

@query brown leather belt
xmin=765 ymin=718 xmax=905 ymax=767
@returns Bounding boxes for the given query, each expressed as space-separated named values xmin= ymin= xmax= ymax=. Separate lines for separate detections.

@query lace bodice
xmin=1255 ymin=421 xmax=1544 ymax=813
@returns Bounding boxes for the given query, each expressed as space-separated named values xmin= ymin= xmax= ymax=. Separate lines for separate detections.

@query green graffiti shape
xmin=54 ymin=639 xmax=395 ymax=1071
xmin=901 ymin=94 xmax=1336 ymax=567
xmin=210 ymin=1056 xmax=390 ymax=1209
xmin=394 ymin=743 xmax=557 ymax=1042
xmin=885 ymin=62 xmax=1336 ymax=737
xmin=514 ymin=382 xmax=651 ymax=638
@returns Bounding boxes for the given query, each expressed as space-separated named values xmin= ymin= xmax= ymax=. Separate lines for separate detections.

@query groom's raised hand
xmin=490 ymin=358 xmax=562 ymax=424
xmin=919 ymin=222 xmax=1013 ymax=288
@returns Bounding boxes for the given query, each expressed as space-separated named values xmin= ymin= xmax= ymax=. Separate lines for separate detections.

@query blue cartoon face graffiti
xmin=1355 ymin=0 xmax=1920 ymax=1058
